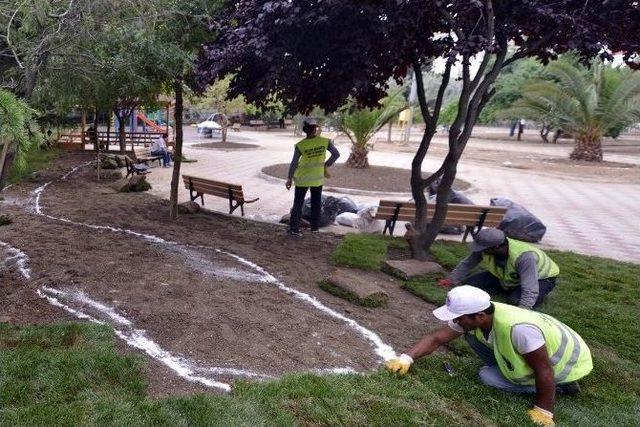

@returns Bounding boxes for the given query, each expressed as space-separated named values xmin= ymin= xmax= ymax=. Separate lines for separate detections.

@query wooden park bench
xmin=231 ymin=123 xmax=242 ymax=132
xmin=124 ymin=156 xmax=151 ymax=178
xmin=376 ymin=200 xmax=508 ymax=241
xmin=182 ymin=174 xmax=259 ymax=216
xmin=133 ymin=146 xmax=163 ymax=167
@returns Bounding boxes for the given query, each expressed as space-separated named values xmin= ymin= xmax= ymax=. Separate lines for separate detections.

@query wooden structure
xmin=57 ymin=131 xmax=173 ymax=152
xmin=375 ymin=200 xmax=508 ymax=241
xmin=182 ymin=174 xmax=259 ymax=216
xmin=125 ymin=156 xmax=150 ymax=178
xmin=132 ymin=146 xmax=163 ymax=166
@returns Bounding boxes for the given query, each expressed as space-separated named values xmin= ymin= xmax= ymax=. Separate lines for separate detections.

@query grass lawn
xmin=1 ymin=235 xmax=638 ymax=426
xmin=5 ymin=147 xmax=60 ymax=186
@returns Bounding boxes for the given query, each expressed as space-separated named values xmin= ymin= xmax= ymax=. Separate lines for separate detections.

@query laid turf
xmin=2 ymin=235 xmax=638 ymax=426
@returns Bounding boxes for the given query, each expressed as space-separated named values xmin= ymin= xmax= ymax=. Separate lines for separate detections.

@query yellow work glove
xmin=384 ymin=354 xmax=413 ymax=374
xmin=527 ymin=406 xmax=555 ymax=427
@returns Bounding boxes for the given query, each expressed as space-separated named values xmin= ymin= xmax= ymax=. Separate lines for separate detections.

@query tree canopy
xmin=195 ymin=0 xmax=640 ymax=113
xmin=195 ymin=0 xmax=640 ymax=258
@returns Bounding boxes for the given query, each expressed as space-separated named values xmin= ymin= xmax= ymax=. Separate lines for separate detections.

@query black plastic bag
xmin=490 ymin=197 xmax=547 ymax=242
xmin=302 ymin=195 xmax=342 ymax=227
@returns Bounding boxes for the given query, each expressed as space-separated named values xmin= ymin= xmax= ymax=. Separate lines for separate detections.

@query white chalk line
xmin=22 ymin=162 xmax=397 ymax=387
xmin=0 ymin=241 xmax=32 ymax=280
xmin=37 ymin=286 xmax=233 ymax=391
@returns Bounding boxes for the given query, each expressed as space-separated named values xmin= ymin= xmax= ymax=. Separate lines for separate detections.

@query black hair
xmin=302 ymin=123 xmax=316 ymax=135
xmin=466 ymin=303 xmax=495 ymax=318
xmin=162 ymin=132 xmax=169 ymax=138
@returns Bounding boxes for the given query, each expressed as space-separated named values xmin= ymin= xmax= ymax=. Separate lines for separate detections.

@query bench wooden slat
xmin=181 ymin=174 xmax=258 ymax=216
xmin=182 ymin=175 xmax=242 ymax=191
xmin=376 ymin=207 xmax=505 ymax=222
xmin=376 ymin=199 xmax=507 ymax=238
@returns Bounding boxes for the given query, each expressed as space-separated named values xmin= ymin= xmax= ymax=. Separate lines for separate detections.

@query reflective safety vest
xmin=294 ymin=136 xmax=329 ymax=187
xmin=473 ymin=302 xmax=593 ymax=385
xmin=481 ymin=238 xmax=559 ymax=288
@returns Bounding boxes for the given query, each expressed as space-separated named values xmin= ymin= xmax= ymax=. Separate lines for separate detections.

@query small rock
xmin=383 ymin=259 xmax=445 ymax=280
xmin=100 ymin=156 xmax=119 ymax=170
xmin=178 ymin=201 xmax=201 ymax=214
xmin=114 ymin=155 xmax=127 ymax=167
xmin=120 ymin=175 xmax=151 ymax=192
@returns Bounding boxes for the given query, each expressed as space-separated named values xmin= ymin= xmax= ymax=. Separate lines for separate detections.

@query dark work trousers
xmin=464 ymin=271 xmax=557 ymax=308
xmin=289 ymin=186 xmax=322 ymax=232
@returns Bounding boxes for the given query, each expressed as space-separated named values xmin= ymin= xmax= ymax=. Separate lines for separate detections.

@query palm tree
xmin=0 ymin=90 xmax=42 ymax=189
xmin=505 ymin=60 xmax=640 ymax=161
xmin=336 ymin=89 xmax=407 ymax=168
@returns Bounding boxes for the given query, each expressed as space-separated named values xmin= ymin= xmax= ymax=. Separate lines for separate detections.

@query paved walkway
xmin=146 ymin=127 xmax=640 ymax=264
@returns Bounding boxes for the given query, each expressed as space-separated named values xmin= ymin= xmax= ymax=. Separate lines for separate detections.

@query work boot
xmin=556 ymin=381 xmax=581 ymax=395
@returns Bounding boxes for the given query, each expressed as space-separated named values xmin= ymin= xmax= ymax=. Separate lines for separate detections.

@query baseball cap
xmin=432 ymin=285 xmax=491 ymax=321
xmin=468 ymin=228 xmax=506 ymax=252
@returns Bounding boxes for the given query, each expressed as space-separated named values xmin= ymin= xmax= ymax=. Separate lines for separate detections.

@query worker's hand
xmin=324 ymin=166 xmax=331 ymax=178
xmin=384 ymin=354 xmax=413 ymax=375
xmin=286 ymin=178 xmax=292 ymax=190
xmin=527 ymin=406 xmax=555 ymax=427
xmin=438 ymin=278 xmax=453 ymax=288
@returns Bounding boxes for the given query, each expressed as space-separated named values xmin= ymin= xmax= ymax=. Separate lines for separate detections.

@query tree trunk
xmin=570 ymin=131 xmax=603 ymax=161
xmin=94 ymin=109 xmax=100 ymax=181
xmin=169 ymin=79 xmax=184 ymax=220
xmin=551 ymin=129 xmax=561 ymax=144
xmin=106 ymin=113 xmax=112 ymax=151
xmin=540 ymin=126 xmax=550 ymax=143
xmin=346 ymin=146 xmax=369 ymax=168
xmin=0 ymin=138 xmax=12 ymax=190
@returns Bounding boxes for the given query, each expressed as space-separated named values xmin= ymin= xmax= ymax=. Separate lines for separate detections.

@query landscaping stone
xmin=120 ymin=175 xmax=151 ymax=192
xmin=114 ymin=155 xmax=127 ymax=167
xmin=325 ymin=268 xmax=389 ymax=306
xmin=178 ymin=201 xmax=201 ymax=214
xmin=383 ymin=259 xmax=445 ymax=280
xmin=100 ymin=156 xmax=119 ymax=170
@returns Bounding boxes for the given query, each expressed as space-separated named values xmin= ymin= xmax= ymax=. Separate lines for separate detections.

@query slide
xmin=136 ymin=111 xmax=166 ymax=133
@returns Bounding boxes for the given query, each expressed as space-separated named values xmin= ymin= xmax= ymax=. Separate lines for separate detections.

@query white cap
xmin=432 ymin=285 xmax=491 ymax=321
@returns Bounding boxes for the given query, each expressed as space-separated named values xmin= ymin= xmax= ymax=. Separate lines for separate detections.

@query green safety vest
xmin=473 ymin=302 xmax=593 ymax=385
xmin=294 ymin=136 xmax=329 ymax=187
xmin=481 ymin=238 xmax=559 ymax=289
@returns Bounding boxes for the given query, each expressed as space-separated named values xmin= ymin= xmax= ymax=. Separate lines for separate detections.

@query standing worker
xmin=439 ymin=228 xmax=559 ymax=310
xmin=286 ymin=118 xmax=339 ymax=236
xmin=386 ymin=285 xmax=592 ymax=427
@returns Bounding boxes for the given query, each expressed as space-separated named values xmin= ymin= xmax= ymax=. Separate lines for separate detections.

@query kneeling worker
xmin=439 ymin=228 xmax=559 ymax=309
xmin=386 ymin=286 xmax=592 ymax=427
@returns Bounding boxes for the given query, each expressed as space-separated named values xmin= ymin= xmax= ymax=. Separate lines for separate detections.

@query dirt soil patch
xmin=0 ymin=152 xmax=441 ymax=397
xmin=374 ymin=141 xmax=640 ymax=183
xmin=262 ymin=163 xmax=472 ymax=193
xmin=191 ymin=142 xmax=260 ymax=150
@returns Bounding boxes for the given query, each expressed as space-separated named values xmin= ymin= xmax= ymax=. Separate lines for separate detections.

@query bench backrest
xmin=133 ymin=146 xmax=153 ymax=159
xmin=182 ymin=175 xmax=245 ymax=202
xmin=376 ymin=200 xmax=507 ymax=227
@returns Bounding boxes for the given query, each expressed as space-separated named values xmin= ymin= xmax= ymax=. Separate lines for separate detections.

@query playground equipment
xmin=136 ymin=111 xmax=166 ymax=133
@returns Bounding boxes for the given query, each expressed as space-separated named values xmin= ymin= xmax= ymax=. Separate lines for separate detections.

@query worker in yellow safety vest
xmin=286 ymin=118 xmax=339 ymax=236
xmin=439 ymin=228 xmax=559 ymax=310
xmin=385 ymin=285 xmax=592 ymax=427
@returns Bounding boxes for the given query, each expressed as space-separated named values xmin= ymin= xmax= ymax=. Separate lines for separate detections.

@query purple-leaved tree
xmin=195 ymin=0 xmax=639 ymax=259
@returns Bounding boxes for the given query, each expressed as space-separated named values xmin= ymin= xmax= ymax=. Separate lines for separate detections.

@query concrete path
xmin=146 ymin=127 xmax=640 ymax=264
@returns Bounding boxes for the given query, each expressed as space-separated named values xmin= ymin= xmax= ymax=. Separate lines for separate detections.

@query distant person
xmin=279 ymin=116 xmax=286 ymax=129
xmin=517 ymin=118 xmax=525 ymax=141
xmin=386 ymin=285 xmax=592 ymax=427
xmin=150 ymin=132 xmax=172 ymax=167
xmin=286 ymin=118 xmax=339 ymax=236
xmin=438 ymin=228 xmax=559 ymax=310
xmin=509 ymin=119 xmax=518 ymax=137
xmin=86 ymin=125 xmax=99 ymax=149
